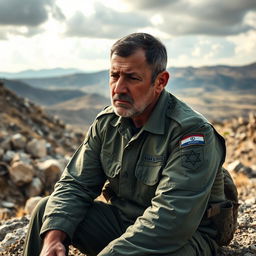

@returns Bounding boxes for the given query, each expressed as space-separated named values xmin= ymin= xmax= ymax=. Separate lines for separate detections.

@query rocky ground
xmin=0 ymin=82 xmax=255 ymax=255
xmin=0 ymin=81 xmax=84 ymax=219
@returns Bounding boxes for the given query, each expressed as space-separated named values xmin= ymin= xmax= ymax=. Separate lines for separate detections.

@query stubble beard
xmin=111 ymin=93 xmax=135 ymax=117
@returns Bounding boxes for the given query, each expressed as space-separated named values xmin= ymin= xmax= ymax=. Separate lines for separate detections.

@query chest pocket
xmin=100 ymin=150 xmax=121 ymax=178
xmin=135 ymin=164 xmax=162 ymax=186
xmin=134 ymin=164 xmax=162 ymax=206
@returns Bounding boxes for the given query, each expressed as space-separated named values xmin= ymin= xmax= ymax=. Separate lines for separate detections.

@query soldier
xmin=24 ymin=33 xmax=230 ymax=256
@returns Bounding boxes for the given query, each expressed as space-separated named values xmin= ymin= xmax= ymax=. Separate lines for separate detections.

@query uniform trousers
xmin=23 ymin=197 xmax=219 ymax=256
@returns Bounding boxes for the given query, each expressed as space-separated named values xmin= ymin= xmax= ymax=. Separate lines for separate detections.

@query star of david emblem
xmin=184 ymin=150 xmax=201 ymax=166
xmin=182 ymin=149 xmax=203 ymax=169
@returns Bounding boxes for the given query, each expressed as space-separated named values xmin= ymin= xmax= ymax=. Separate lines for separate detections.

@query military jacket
xmin=41 ymin=90 xmax=226 ymax=255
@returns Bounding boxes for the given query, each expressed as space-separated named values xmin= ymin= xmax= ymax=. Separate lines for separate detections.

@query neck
xmin=131 ymin=95 xmax=160 ymax=128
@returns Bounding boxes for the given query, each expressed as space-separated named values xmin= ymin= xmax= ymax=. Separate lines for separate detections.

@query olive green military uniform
xmin=23 ymin=90 xmax=226 ymax=255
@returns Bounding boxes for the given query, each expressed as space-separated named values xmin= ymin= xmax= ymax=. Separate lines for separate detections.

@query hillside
xmin=168 ymin=62 xmax=256 ymax=92
xmin=2 ymin=79 xmax=86 ymax=106
xmin=46 ymin=93 xmax=110 ymax=130
xmin=0 ymin=81 xmax=84 ymax=210
xmin=0 ymin=68 xmax=81 ymax=79
xmin=1 ymin=62 xmax=256 ymax=131
xmin=17 ymin=63 xmax=256 ymax=96
xmin=175 ymin=88 xmax=256 ymax=121
xmin=21 ymin=70 xmax=109 ymax=96
xmin=0 ymin=81 xmax=255 ymax=255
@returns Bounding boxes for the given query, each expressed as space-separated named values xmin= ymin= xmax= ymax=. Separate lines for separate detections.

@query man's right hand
xmin=40 ymin=230 xmax=67 ymax=256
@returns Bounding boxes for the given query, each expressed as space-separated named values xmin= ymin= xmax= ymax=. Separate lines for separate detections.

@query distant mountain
xmin=2 ymin=63 xmax=255 ymax=130
xmin=167 ymin=63 xmax=256 ymax=92
xmin=17 ymin=63 xmax=256 ymax=97
xmin=2 ymin=79 xmax=86 ymax=106
xmin=46 ymin=93 xmax=110 ymax=130
xmin=21 ymin=70 xmax=109 ymax=96
xmin=0 ymin=68 xmax=82 ymax=79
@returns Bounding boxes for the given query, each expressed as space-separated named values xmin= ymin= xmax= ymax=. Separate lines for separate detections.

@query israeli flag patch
xmin=180 ymin=135 xmax=205 ymax=147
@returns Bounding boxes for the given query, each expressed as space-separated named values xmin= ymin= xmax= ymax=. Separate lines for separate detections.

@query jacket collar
xmin=110 ymin=89 xmax=170 ymax=135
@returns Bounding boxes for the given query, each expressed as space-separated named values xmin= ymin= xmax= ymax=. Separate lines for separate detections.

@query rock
xmin=0 ymin=148 xmax=4 ymax=159
xmin=0 ymin=226 xmax=27 ymax=253
xmin=0 ymin=216 xmax=29 ymax=242
xmin=2 ymin=150 xmax=16 ymax=163
xmin=26 ymin=138 xmax=47 ymax=158
xmin=37 ymin=159 xmax=62 ymax=188
xmin=227 ymin=160 xmax=244 ymax=173
xmin=0 ymin=161 xmax=9 ymax=176
xmin=0 ymin=208 xmax=11 ymax=220
xmin=0 ymin=137 xmax=11 ymax=151
xmin=25 ymin=177 xmax=44 ymax=197
xmin=12 ymin=151 xmax=32 ymax=165
xmin=9 ymin=161 xmax=34 ymax=186
xmin=11 ymin=133 xmax=27 ymax=149
xmin=0 ymin=216 xmax=29 ymax=254
xmin=1 ymin=201 xmax=15 ymax=209
xmin=250 ymin=244 xmax=256 ymax=252
xmin=24 ymin=196 xmax=42 ymax=215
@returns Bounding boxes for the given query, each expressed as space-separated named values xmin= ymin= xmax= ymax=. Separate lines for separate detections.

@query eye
xmin=110 ymin=73 xmax=119 ymax=79
xmin=127 ymin=74 xmax=140 ymax=81
xmin=130 ymin=76 xmax=139 ymax=80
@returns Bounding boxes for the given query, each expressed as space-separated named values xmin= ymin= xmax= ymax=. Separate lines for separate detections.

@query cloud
xmin=65 ymin=2 xmax=150 ymax=39
xmin=123 ymin=0 xmax=256 ymax=36
xmin=228 ymin=30 xmax=256 ymax=57
xmin=0 ymin=0 xmax=64 ymax=38
xmin=124 ymin=0 xmax=177 ymax=9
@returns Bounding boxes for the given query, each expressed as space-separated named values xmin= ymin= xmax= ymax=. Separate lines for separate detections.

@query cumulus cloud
xmin=65 ymin=2 xmax=150 ymax=38
xmin=123 ymin=0 xmax=256 ymax=36
xmin=0 ymin=0 xmax=64 ymax=38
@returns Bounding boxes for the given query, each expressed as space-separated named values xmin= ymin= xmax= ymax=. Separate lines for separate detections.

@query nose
xmin=113 ymin=76 xmax=128 ymax=94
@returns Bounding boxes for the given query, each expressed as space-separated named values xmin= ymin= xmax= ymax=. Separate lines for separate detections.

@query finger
xmin=56 ymin=245 xmax=66 ymax=256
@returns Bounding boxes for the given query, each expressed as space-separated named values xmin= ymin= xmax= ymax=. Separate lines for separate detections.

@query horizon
xmin=0 ymin=0 xmax=256 ymax=73
xmin=1 ymin=61 xmax=256 ymax=77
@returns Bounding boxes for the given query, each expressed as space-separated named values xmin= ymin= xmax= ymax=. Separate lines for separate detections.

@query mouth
xmin=113 ymin=94 xmax=133 ymax=106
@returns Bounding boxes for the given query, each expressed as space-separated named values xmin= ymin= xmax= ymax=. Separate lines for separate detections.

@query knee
xmin=30 ymin=196 xmax=49 ymax=220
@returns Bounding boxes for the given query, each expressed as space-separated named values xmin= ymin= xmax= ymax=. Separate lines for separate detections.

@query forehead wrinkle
xmin=110 ymin=63 xmax=141 ymax=75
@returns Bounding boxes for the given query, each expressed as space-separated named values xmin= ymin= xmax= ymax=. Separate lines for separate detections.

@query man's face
xmin=109 ymin=49 xmax=160 ymax=121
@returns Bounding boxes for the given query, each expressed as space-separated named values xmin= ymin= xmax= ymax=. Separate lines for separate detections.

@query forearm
xmin=41 ymin=140 xmax=106 ymax=239
xmin=40 ymin=230 xmax=68 ymax=256
xmin=43 ymin=230 xmax=67 ymax=243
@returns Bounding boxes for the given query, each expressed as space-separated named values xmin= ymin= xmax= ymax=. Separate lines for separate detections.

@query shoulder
xmin=93 ymin=105 xmax=118 ymax=132
xmin=85 ymin=106 xmax=117 ymax=140
xmin=96 ymin=105 xmax=115 ymax=119
xmin=166 ymin=93 xmax=209 ymax=130
xmin=165 ymin=93 xmax=225 ymax=150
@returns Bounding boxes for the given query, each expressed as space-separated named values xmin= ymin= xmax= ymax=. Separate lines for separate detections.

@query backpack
xmin=206 ymin=167 xmax=239 ymax=246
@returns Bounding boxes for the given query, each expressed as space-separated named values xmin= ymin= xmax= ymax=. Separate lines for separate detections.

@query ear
xmin=154 ymin=71 xmax=169 ymax=93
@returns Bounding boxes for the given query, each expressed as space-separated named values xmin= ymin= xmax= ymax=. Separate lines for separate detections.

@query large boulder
xmin=24 ymin=196 xmax=42 ymax=215
xmin=2 ymin=150 xmax=16 ymax=163
xmin=9 ymin=161 xmax=34 ymax=186
xmin=25 ymin=177 xmax=44 ymax=198
xmin=26 ymin=138 xmax=47 ymax=158
xmin=37 ymin=159 xmax=63 ymax=188
xmin=11 ymin=133 xmax=27 ymax=150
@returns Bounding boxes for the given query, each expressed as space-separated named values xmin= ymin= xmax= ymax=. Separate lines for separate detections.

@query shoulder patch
xmin=180 ymin=134 xmax=205 ymax=148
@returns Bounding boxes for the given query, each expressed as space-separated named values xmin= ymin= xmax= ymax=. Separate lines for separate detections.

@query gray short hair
xmin=111 ymin=33 xmax=167 ymax=83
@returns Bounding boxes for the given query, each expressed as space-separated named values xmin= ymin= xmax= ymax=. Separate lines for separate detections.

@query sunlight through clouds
xmin=0 ymin=0 xmax=255 ymax=72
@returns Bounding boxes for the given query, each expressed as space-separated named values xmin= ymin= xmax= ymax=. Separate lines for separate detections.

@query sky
xmin=0 ymin=0 xmax=256 ymax=73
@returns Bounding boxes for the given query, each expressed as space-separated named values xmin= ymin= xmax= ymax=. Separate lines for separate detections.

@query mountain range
xmin=12 ymin=62 xmax=256 ymax=96
xmin=1 ymin=62 xmax=255 ymax=130
xmin=0 ymin=68 xmax=82 ymax=79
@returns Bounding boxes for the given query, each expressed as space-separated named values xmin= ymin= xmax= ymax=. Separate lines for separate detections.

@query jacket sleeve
xmin=40 ymin=120 xmax=107 ymax=240
xmin=99 ymin=123 xmax=225 ymax=255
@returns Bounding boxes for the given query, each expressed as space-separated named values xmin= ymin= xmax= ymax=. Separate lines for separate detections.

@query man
xmin=24 ymin=33 xmax=227 ymax=256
